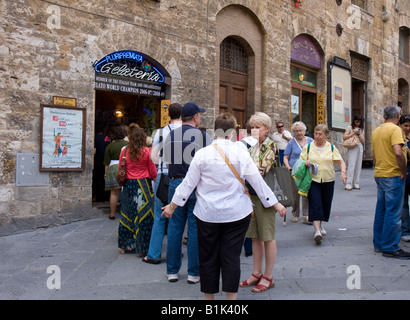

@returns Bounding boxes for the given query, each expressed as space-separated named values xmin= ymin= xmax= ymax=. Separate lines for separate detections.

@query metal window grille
xmin=220 ymin=38 xmax=248 ymax=74
xmin=351 ymin=55 xmax=368 ymax=82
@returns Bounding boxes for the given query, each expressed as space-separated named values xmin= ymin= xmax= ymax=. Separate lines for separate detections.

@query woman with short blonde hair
xmin=249 ymin=112 xmax=272 ymax=131
xmin=240 ymin=112 xmax=282 ymax=293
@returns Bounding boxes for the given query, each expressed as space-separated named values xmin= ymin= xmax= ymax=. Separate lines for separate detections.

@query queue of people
xmin=97 ymin=102 xmax=410 ymax=301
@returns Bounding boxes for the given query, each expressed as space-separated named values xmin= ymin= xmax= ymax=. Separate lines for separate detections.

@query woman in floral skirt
xmin=117 ymin=128 xmax=157 ymax=256
xmin=104 ymin=126 xmax=128 ymax=219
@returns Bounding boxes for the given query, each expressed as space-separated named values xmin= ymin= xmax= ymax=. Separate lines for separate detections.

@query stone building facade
xmin=0 ymin=0 xmax=409 ymax=235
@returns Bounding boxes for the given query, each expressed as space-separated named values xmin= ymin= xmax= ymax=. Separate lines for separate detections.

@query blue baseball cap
xmin=181 ymin=102 xmax=205 ymax=117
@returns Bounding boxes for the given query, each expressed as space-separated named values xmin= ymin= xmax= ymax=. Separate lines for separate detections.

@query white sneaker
xmin=320 ymin=225 xmax=327 ymax=236
xmin=401 ymin=235 xmax=410 ymax=242
xmin=187 ymin=275 xmax=200 ymax=284
xmin=167 ymin=274 xmax=178 ymax=282
xmin=314 ymin=231 xmax=322 ymax=244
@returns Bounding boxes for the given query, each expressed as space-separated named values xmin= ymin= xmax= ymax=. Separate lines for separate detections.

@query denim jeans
xmin=374 ymin=176 xmax=405 ymax=252
xmin=146 ymin=173 xmax=168 ymax=260
xmin=401 ymin=183 xmax=410 ymax=237
xmin=166 ymin=178 xmax=199 ymax=276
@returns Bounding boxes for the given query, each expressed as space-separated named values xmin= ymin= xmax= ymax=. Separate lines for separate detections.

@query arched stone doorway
xmin=215 ymin=4 xmax=265 ymax=129
xmin=290 ymin=34 xmax=324 ymax=136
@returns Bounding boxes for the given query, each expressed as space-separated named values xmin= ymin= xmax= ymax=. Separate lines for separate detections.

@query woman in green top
xmin=239 ymin=112 xmax=280 ymax=293
xmin=103 ymin=126 xmax=128 ymax=219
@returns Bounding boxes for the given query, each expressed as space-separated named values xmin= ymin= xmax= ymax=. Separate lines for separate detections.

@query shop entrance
xmin=92 ymin=50 xmax=171 ymax=204
xmin=92 ymin=90 xmax=161 ymax=203
xmin=291 ymin=63 xmax=319 ymax=137
xmin=291 ymin=87 xmax=316 ymax=137
xmin=290 ymin=35 xmax=323 ymax=136
xmin=94 ymin=90 xmax=160 ymax=136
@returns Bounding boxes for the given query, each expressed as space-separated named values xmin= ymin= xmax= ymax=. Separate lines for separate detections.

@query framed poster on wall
xmin=40 ymin=105 xmax=86 ymax=171
xmin=328 ymin=58 xmax=352 ymax=131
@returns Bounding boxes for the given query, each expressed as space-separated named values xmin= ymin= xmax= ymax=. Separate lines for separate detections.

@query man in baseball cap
xmin=181 ymin=102 xmax=205 ymax=118
xmin=162 ymin=101 xmax=211 ymax=284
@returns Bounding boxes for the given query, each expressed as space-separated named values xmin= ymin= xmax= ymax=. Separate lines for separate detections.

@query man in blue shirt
xmin=163 ymin=102 xmax=211 ymax=283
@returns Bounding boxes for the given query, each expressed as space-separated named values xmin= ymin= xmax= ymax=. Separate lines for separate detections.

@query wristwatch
xmin=169 ymin=203 xmax=175 ymax=211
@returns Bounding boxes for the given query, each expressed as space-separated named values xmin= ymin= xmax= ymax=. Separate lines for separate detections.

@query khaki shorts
xmin=246 ymin=195 xmax=276 ymax=241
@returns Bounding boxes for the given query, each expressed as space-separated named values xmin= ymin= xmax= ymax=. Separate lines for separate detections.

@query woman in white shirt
xmin=342 ymin=115 xmax=365 ymax=190
xmin=162 ymin=113 xmax=287 ymax=300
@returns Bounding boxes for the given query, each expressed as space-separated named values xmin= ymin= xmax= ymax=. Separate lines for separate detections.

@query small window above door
xmin=220 ymin=37 xmax=249 ymax=75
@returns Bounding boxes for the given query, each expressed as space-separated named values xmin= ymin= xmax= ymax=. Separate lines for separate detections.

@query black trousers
xmin=196 ymin=214 xmax=251 ymax=294
xmin=308 ymin=180 xmax=335 ymax=222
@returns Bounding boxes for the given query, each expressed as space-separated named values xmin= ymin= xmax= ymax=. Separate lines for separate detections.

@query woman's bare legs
xmin=109 ymin=189 xmax=121 ymax=219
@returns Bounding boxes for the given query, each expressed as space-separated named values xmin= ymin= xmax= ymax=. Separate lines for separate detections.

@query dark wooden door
xmin=352 ymin=81 xmax=365 ymax=118
xmin=220 ymin=69 xmax=247 ymax=128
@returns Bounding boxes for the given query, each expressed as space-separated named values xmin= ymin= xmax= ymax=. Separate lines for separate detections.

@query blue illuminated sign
xmin=94 ymin=50 xmax=164 ymax=84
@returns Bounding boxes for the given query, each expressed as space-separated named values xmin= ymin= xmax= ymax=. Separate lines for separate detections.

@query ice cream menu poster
xmin=41 ymin=105 xmax=85 ymax=171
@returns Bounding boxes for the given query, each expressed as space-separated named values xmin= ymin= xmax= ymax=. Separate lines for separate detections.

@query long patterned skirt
xmin=118 ymin=178 xmax=154 ymax=256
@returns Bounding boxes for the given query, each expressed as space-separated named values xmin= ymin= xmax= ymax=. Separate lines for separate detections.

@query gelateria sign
xmin=94 ymin=50 xmax=166 ymax=98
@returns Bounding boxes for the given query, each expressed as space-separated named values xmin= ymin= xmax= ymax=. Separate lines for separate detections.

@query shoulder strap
xmin=213 ymin=144 xmax=251 ymax=200
xmin=331 ymin=143 xmax=334 ymax=161
xmin=306 ymin=142 xmax=333 ymax=161
xmin=240 ymin=139 xmax=251 ymax=149
xmin=273 ymin=141 xmax=280 ymax=168
xmin=159 ymin=125 xmax=172 ymax=171
xmin=119 ymin=147 xmax=127 ymax=168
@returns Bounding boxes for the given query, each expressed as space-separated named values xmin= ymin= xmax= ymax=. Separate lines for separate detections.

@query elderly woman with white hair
xmin=283 ymin=121 xmax=313 ymax=223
